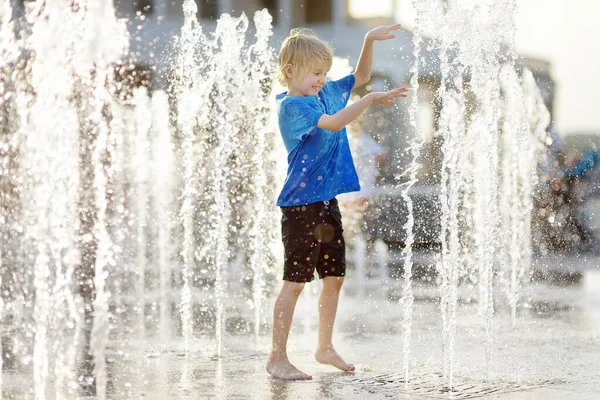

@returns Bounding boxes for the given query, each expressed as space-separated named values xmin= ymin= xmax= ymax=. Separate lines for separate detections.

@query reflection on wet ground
xmin=2 ymin=263 xmax=600 ymax=399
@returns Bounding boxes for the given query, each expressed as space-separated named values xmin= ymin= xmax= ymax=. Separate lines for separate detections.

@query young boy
xmin=266 ymin=26 xmax=407 ymax=381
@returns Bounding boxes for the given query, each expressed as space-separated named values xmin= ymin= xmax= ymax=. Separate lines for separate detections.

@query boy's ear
xmin=285 ymin=63 xmax=294 ymax=79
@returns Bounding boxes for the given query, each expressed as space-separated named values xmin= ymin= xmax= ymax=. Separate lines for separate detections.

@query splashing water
xmin=399 ymin=0 xmax=427 ymax=385
xmin=170 ymin=0 xmax=278 ymax=357
xmin=1 ymin=1 xmax=128 ymax=398
xmin=406 ymin=0 xmax=550 ymax=388
xmin=1 ymin=0 xmax=279 ymax=397
xmin=173 ymin=0 xmax=204 ymax=353
xmin=0 ymin=0 xmax=551 ymax=397
xmin=152 ymin=91 xmax=177 ymax=341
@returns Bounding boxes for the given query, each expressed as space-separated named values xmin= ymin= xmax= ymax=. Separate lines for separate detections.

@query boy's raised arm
xmin=353 ymin=24 xmax=403 ymax=89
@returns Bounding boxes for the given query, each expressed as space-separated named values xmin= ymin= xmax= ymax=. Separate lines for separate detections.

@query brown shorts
xmin=280 ymin=198 xmax=346 ymax=283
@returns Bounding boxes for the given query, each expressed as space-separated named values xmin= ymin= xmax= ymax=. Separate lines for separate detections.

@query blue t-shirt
xmin=276 ymin=74 xmax=360 ymax=206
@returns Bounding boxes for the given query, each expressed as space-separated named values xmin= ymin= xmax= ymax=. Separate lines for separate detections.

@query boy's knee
xmin=283 ymin=281 xmax=306 ymax=296
xmin=323 ymin=276 xmax=344 ymax=290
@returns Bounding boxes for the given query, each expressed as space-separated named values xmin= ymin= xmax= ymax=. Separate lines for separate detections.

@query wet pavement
xmin=2 ymin=256 xmax=600 ymax=399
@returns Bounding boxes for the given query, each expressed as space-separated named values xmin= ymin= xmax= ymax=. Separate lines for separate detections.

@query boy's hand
xmin=369 ymin=87 xmax=409 ymax=105
xmin=366 ymin=24 xmax=402 ymax=41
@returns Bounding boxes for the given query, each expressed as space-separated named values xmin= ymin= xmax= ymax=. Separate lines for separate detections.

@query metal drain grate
xmin=349 ymin=372 xmax=546 ymax=399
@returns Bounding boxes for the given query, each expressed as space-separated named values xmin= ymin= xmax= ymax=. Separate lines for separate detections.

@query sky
xmin=514 ymin=0 xmax=600 ymax=135
xmin=349 ymin=0 xmax=600 ymax=135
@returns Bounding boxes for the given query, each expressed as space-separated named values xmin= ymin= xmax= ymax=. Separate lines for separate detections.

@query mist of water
xmin=0 ymin=0 xmax=279 ymax=397
xmin=404 ymin=0 xmax=550 ymax=388
xmin=170 ymin=0 xmax=279 ymax=357
xmin=399 ymin=0 xmax=427 ymax=385
xmin=0 ymin=0 xmax=552 ymax=396
xmin=152 ymin=91 xmax=177 ymax=340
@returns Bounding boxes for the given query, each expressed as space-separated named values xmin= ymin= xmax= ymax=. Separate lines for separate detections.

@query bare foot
xmin=315 ymin=347 xmax=355 ymax=372
xmin=266 ymin=357 xmax=312 ymax=380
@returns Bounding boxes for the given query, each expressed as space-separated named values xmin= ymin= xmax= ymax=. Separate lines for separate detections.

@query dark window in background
xmin=304 ymin=0 xmax=332 ymax=23
xmin=134 ymin=0 xmax=154 ymax=15
xmin=197 ymin=0 xmax=219 ymax=20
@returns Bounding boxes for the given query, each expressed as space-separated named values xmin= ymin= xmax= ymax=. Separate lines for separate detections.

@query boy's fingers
xmin=387 ymin=89 xmax=406 ymax=97
xmin=388 ymin=88 xmax=409 ymax=96
xmin=388 ymin=23 xmax=402 ymax=31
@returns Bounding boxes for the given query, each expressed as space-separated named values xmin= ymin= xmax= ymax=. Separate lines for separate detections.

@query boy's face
xmin=288 ymin=64 xmax=329 ymax=97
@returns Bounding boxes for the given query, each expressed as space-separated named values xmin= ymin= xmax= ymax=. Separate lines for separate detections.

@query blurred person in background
xmin=535 ymin=126 xmax=600 ymax=252
xmin=340 ymin=114 xmax=386 ymax=238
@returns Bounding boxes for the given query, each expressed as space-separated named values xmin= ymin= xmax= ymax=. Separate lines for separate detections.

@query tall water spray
xmin=398 ymin=0 xmax=426 ymax=385
xmin=151 ymin=91 xmax=177 ymax=340
xmin=243 ymin=12 xmax=278 ymax=341
xmin=0 ymin=0 xmax=553 ymax=395
xmin=406 ymin=0 xmax=549 ymax=388
xmin=170 ymin=0 xmax=278 ymax=356
xmin=1 ymin=0 xmax=280 ymax=397
xmin=173 ymin=0 xmax=205 ymax=353
xmin=0 ymin=1 xmax=128 ymax=398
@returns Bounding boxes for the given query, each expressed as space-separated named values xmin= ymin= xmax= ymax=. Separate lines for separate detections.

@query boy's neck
xmin=287 ymin=87 xmax=307 ymax=97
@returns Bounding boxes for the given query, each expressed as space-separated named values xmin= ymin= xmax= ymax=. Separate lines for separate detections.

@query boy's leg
xmin=315 ymin=276 xmax=355 ymax=372
xmin=266 ymin=280 xmax=312 ymax=380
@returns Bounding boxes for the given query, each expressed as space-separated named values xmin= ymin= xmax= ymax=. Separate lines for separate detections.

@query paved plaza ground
xmin=102 ymin=256 xmax=600 ymax=399
xmin=2 ymin=255 xmax=599 ymax=399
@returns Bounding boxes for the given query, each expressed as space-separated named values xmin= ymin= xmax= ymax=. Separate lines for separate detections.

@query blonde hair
xmin=277 ymin=28 xmax=333 ymax=87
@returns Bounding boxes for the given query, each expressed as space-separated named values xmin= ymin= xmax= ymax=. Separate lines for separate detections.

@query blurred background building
xmin=10 ymin=1 xmax=595 ymax=162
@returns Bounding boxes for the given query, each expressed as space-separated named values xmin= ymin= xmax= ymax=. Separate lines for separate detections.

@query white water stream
xmin=0 ymin=0 xmax=550 ymax=396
